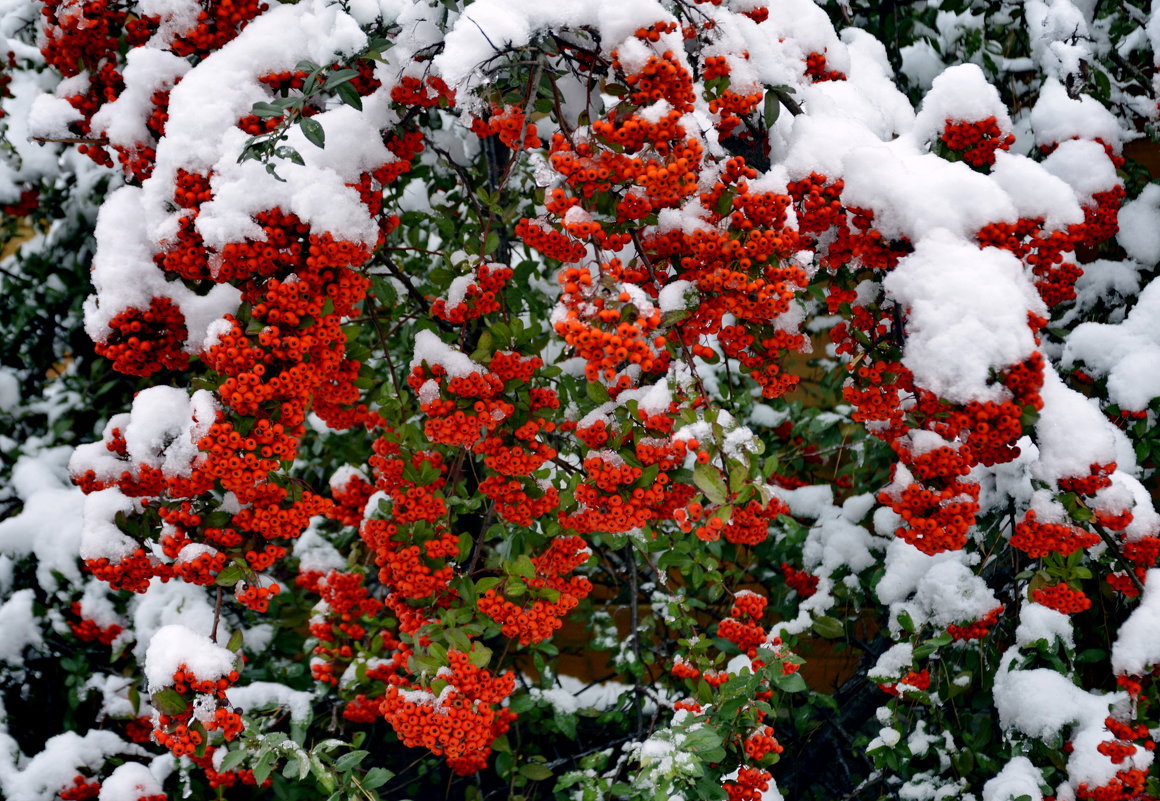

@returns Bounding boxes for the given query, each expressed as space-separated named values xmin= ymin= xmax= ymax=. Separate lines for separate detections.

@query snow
xmin=84 ymin=187 xmax=243 ymax=352
xmin=1111 ymin=569 xmax=1160 ymax=675
xmin=127 ymin=578 xmax=218 ymax=671
xmin=876 ymin=538 xmax=998 ymax=632
xmin=1116 ymin=184 xmax=1160 ymax=265
xmin=1031 ymin=366 xmax=1118 ymax=483
xmin=883 ymin=230 xmax=1044 ymax=404
xmin=226 ymin=682 xmax=313 ymax=724
xmin=435 ymin=0 xmax=669 ymax=98
xmin=992 ymin=652 xmax=1114 ymax=739
xmin=618 ymin=378 xmax=672 ymax=417
xmin=0 ymin=371 xmax=17 ymax=414
xmin=0 ymin=448 xmax=85 ymax=592
xmin=802 ymin=494 xmax=884 ymax=576
xmin=843 ymin=142 xmax=1018 ymax=241
xmin=658 ymin=280 xmax=695 ymax=314
xmin=912 ymin=64 xmax=1010 ymax=144
xmin=1040 ymin=139 xmax=1120 ymax=200
xmin=410 ymin=329 xmax=484 ymax=379
xmin=869 ymin=643 xmax=914 ymax=681
xmin=144 ymin=624 xmax=236 ymax=692
xmin=0 ymin=730 xmax=144 ymax=801
xmin=527 ymin=674 xmax=637 ymax=715
xmin=899 ymin=42 xmax=946 ymax=90
xmin=1025 ymin=0 xmax=1092 ymax=83
xmin=774 ymin=484 xmax=834 ymax=519
xmin=78 ymin=488 xmax=142 ymax=563
xmin=982 ymin=757 xmax=1044 ymax=801
xmin=90 ymin=48 xmax=189 ymax=147
xmin=122 ymin=388 xmax=216 ymax=477
xmin=1015 ymin=602 xmax=1074 ymax=649
xmin=989 ymin=151 xmax=1084 ymax=230
xmin=991 ymin=649 xmax=1152 ymax=790
xmin=0 ymin=590 xmax=42 ymax=665
xmin=1064 ymin=278 xmax=1160 ymax=411
xmin=26 ymin=93 xmax=82 ymax=138
xmin=5 ymin=0 xmax=1160 ymax=797
xmin=98 ymin=762 xmax=163 ymax=801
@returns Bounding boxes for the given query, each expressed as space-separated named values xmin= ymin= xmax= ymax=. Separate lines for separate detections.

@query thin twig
xmin=30 ymin=135 xmax=108 ymax=145
xmin=210 ymin=587 xmax=224 ymax=643
xmin=624 ymin=545 xmax=645 ymax=735
xmin=1086 ymin=508 xmax=1147 ymax=594
xmin=378 ymin=253 xmax=455 ymax=333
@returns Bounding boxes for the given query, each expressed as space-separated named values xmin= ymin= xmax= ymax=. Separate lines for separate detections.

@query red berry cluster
xmin=1031 ymin=582 xmax=1092 ymax=615
xmin=67 ymin=601 xmax=124 ymax=645
xmin=153 ymin=663 xmax=242 ymax=757
xmin=477 ymin=536 xmax=593 ymax=645
xmin=940 ymin=116 xmax=1015 ymax=168
xmin=946 ymin=605 xmax=1004 ymax=641
xmin=380 ymin=649 xmax=517 ymax=776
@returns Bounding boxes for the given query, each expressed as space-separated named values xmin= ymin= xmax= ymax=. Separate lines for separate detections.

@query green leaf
xmin=151 ymin=688 xmax=189 ymax=715
xmin=468 ymin=643 xmax=493 ymax=667
xmin=715 ymin=189 xmax=734 ymax=217
xmin=252 ymin=753 xmax=274 ymax=786
xmin=510 ymin=554 xmax=536 ymax=579
xmin=251 ymin=101 xmax=289 ymax=118
xmin=813 ymin=615 xmax=844 ymax=639
xmin=324 ymin=68 xmax=360 ymax=90
xmin=683 ymin=726 xmax=723 ymax=752
xmin=220 ymin=748 xmax=248 ymax=772
xmin=362 ymin=767 xmax=393 ymax=789
xmin=334 ymin=750 xmax=369 ymax=772
xmin=300 ymin=117 xmax=325 ymax=149
xmin=275 ymin=146 xmax=305 ymax=166
xmin=203 ymin=510 xmax=232 ymax=528
xmin=773 ymin=671 xmax=807 ymax=692
xmin=226 ymin=628 xmax=244 ymax=652
xmin=763 ymin=87 xmax=781 ymax=128
xmin=336 ymin=81 xmax=363 ymax=110
xmin=520 ymin=763 xmax=553 ymax=781
xmin=445 ymin=627 xmax=472 ymax=653
xmin=586 ymin=381 xmax=610 ymax=404
xmin=216 ymin=562 xmax=244 ymax=586
xmin=693 ymin=463 xmax=728 ymax=505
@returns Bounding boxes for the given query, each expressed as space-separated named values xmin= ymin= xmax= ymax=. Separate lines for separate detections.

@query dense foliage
xmin=1 ymin=0 xmax=1159 ymax=800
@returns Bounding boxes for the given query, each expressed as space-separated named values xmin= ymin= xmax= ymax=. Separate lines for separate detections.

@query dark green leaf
xmin=151 ymin=688 xmax=189 ymax=715
xmin=520 ymin=763 xmax=553 ymax=781
xmin=334 ymin=750 xmax=369 ymax=772
xmin=693 ymin=463 xmax=728 ymax=505
xmin=336 ymin=81 xmax=363 ymax=110
xmin=300 ymin=117 xmax=325 ymax=149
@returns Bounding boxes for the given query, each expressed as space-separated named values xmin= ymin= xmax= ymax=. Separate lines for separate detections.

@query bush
xmin=1 ymin=0 xmax=1159 ymax=800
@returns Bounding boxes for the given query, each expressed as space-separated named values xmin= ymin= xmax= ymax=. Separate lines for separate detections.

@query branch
xmin=30 ymin=136 xmax=108 ymax=145
xmin=376 ymin=253 xmax=455 ymax=333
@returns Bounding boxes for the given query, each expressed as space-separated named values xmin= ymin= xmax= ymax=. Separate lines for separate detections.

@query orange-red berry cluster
xmin=153 ymin=663 xmax=242 ymax=757
xmin=380 ymin=649 xmax=517 ymax=776
xmin=1032 ymin=582 xmax=1092 ymax=615
xmin=940 ymin=116 xmax=1015 ymax=168
xmin=477 ymin=536 xmax=593 ymax=645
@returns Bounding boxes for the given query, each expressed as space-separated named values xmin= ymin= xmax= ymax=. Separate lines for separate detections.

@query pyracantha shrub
xmin=1 ymin=0 xmax=1160 ymax=800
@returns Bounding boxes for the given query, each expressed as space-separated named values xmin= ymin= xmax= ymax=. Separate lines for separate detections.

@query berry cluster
xmin=153 ymin=663 xmax=242 ymax=757
xmin=939 ymin=116 xmax=1015 ymax=168
xmin=380 ymin=649 xmax=517 ymax=776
